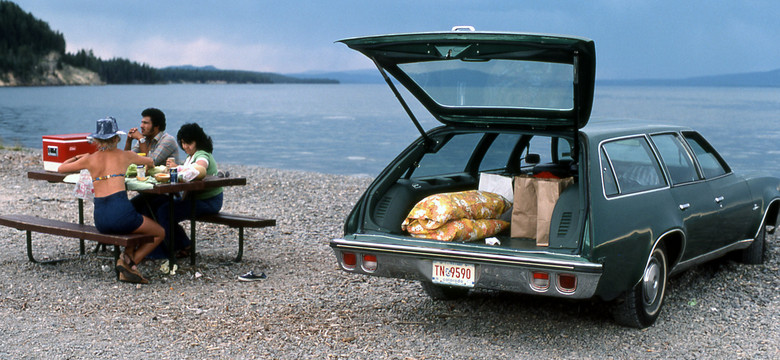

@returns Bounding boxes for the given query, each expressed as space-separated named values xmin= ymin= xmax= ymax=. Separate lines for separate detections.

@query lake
xmin=0 ymin=84 xmax=778 ymax=178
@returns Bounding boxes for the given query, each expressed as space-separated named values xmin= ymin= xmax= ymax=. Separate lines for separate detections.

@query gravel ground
xmin=0 ymin=148 xmax=777 ymax=359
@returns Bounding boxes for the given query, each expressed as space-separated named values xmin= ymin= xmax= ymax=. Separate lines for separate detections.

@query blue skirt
xmin=93 ymin=191 xmax=144 ymax=234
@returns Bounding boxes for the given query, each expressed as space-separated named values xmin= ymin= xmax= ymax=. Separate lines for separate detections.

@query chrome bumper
xmin=330 ymin=237 xmax=603 ymax=299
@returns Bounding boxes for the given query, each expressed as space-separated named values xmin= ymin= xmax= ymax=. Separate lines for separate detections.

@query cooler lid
xmin=42 ymin=133 xmax=91 ymax=141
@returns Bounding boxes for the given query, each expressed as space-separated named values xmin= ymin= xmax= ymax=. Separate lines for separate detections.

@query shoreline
xmin=0 ymin=148 xmax=778 ymax=359
xmin=0 ymin=146 xmax=375 ymax=179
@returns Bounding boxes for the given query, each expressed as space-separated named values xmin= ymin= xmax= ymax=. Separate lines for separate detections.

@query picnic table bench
xmin=189 ymin=213 xmax=276 ymax=264
xmin=0 ymin=214 xmax=153 ymax=278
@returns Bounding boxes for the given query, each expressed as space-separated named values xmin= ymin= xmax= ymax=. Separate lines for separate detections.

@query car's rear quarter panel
xmin=743 ymin=174 xmax=780 ymax=234
xmin=584 ymin=132 xmax=683 ymax=301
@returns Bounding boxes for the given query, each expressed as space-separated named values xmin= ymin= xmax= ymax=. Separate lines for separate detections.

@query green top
xmin=191 ymin=149 xmax=222 ymax=200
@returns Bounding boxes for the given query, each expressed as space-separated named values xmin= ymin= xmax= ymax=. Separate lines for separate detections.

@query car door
xmin=683 ymin=132 xmax=755 ymax=246
xmin=650 ymin=133 xmax=723 ymax=257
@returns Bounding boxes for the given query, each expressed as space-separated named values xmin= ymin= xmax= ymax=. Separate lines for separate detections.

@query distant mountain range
xmin=164 ymin=65 xmax=221 ymax=71
xmin=161 ymin=65 xmax=338 ymax=84
xmin=598 ymin=68 xmax=780 ymax=87
xmin=292 ymin=67 xmax=780 ymax=88
xmin=285 ymin=69 xmax=384 ymax=84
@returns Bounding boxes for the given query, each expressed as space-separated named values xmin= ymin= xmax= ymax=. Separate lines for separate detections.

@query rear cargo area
xmin=365 ymin=171 xmax=583 ymax=252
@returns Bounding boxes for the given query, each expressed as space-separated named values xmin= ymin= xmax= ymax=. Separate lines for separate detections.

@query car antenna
xmin=371 ymin=58 xmax=435 ymax=150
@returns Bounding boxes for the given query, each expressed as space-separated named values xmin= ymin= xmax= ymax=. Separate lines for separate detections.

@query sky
xmin=9 ymin=0 xmax=780 ymax=80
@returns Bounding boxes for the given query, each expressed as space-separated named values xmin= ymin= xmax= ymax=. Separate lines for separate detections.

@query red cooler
xmin=42 ymin=133 xmax=98 ymax=171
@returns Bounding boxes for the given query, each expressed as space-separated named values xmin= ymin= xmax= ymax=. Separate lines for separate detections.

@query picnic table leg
xmin=189 ymin=198 xmax=197 ymax=266
xmin=78 ymin=198 xmax=85 ymax=256
xmin=87 ymin=199 xmax=108 ymax=254
xmin=235 ymin=227 xmax=244 ymax=262
xmin=166 ymin=193 xmax=177 ymax=268
xmin=24 ymin=229 xmax=72 ymax=264
xmin=26 ymin=230 xmax=37 ymax=263
xmin=113 ymin=245 xmax=121 ymax=280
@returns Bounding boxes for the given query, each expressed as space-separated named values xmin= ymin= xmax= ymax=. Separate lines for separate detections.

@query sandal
xmin=116 ymin=253 xmax=146 ymax=283
xmin=116 ymin=253 xmax=134 ymax=271
xmin=119 ymin=252 xmax=134 ymax=266
xmin=119 ymin=270 xmax=149 ymax=284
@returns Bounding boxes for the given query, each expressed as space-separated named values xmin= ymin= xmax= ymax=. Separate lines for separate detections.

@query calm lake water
xmin=0 ymin=84 xmax=778 ymax=178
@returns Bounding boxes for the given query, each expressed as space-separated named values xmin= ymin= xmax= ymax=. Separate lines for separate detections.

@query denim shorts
xmin=93 ymin=191 xmax=144 ymax=234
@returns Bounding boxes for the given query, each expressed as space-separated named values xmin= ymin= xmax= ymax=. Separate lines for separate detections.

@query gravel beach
xmin=0 ymin=148 xmax=777 ymax=359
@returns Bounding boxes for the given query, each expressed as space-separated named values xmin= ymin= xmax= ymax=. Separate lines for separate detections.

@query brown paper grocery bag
xmin=511 ymin=175 xmax=537 ymax=238
xmin=535 ymin=177 xmax=575 ymax=246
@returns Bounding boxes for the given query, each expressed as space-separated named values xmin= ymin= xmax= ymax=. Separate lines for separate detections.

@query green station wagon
xmin=329 ymin=28 xmax=780 ymax=328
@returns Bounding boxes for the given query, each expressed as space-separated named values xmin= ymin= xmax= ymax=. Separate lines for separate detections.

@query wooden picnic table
xmin=27 ymin=170 xmax=248 ymax=266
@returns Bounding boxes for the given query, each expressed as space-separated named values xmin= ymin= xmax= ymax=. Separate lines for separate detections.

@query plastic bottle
xmin=137 ymin=165 xmax=146 ymax=180
xmin=137 ymin=153 xmax=147 ymax=180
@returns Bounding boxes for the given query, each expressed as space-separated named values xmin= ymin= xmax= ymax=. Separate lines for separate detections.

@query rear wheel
xmin=613 ymin=244 xmax=668 ymax=328
xmin=738 ymin=224 xmax=766 ymax=264
xmin=420 ymin=281 xmax=469 ymax=300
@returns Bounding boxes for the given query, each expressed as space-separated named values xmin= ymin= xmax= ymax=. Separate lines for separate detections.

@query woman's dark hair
xmin=177 ymin=123 xmax=213 ymax=153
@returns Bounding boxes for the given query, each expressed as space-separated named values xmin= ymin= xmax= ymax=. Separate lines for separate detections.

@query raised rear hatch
xmin=340 ymin=28 xmax=596 ymax=130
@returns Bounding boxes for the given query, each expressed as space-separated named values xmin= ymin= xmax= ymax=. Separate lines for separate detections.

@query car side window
xmin=600 ymin=148 xmax=619 ymax=196
xmin=527 ymin=136 xmax=553 ymax=164
xmin=683 ymin=132 xmax=729 ymax=179
xmin=412 ymin=133 xmax=482 ymax=178
xmin=480 ymin=133 xmax=521 ymax=172
xmin=556 ymin=137 xmax=574 ymax=162
xmin=650 ymin=133 xmax=699 ymax=185
xmin=601 ymin=137 xmax=666 ymax=195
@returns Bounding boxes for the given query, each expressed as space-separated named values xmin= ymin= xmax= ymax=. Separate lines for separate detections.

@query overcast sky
xmin=11 ymin=0 xmax=780 ymax=79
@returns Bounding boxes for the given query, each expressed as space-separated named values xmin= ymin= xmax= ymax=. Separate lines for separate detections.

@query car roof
xmin=581 ymin=119 xmax=692 ymax=142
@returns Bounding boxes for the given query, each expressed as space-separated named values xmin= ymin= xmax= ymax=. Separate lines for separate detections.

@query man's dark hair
xmin=141 ymin=108 xmax=166 ymax=131
xmin=177 ymin=122 xmax=213 ymax=153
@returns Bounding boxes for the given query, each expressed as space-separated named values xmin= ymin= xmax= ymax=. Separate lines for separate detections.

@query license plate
xmin=432 ymin=261 xmax=475 ymax=287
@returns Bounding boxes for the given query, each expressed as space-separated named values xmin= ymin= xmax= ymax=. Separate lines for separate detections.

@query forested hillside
xmin=0 ymin=1 xmax=336 ymax=85
xmin=0 ymin=1 xmax=66 ymax=82
xmin=63 ymin=49 xmax=159 ymax=84
xmin=0 ymin=1 xmax=152 ymax=85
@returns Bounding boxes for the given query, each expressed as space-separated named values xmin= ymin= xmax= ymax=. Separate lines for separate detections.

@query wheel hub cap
xmin=642 ymin=260 xmax=660 ymax=305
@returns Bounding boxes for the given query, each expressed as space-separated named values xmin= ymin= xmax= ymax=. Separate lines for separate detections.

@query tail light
xmin=341 ymin=252 xmax=357 ymax=270
xmin=530 ymin=271 xmax=550 ymax=291
xmin=362 ymin=254 xmax=377 ymax=272
xmin=557 ymin=274 xmax=577 ymax=293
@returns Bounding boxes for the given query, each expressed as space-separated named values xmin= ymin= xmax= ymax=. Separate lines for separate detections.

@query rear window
xmin=601 ymin=137 xmax=666 ymax=195
xmin=683 ymin=132 xmax=729 ymax=178
xmin=398 ymin=59 xmax=574 ymax=110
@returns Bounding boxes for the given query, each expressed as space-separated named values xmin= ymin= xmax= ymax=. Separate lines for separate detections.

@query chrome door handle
xmin=714 ymin=196 xmax=724 ymax=203
xmin=679 ymin=203 xmax=691 ymax=211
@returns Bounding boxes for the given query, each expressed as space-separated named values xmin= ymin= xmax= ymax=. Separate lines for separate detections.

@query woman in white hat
xmin=58 ymin=117 xmax=164 ymax=284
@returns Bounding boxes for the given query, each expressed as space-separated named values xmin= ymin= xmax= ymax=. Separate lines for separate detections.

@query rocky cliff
xmin=0 ymin=51 xmax=102 ymax=86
